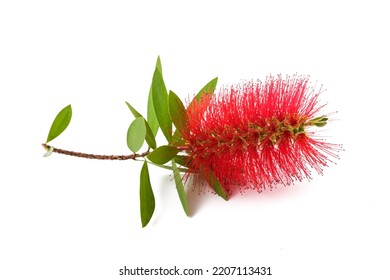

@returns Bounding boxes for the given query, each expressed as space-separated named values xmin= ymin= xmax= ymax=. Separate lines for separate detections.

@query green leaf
xmin=191 ymin=77 xmax=218 ymax=105
xmin=173 ymin=155 xmax=189 ymax=167
xmin=125 ymin=102 xmax=156 ymax=149
xmin=207 ymin=170 xmax=228 ymax=200
xmin=143 ymin=119 xmax=157 ymax=149
xmin=127 ymin=117 xmax=146 ymax=153
xmin=169 ymin=78 xmax=218 ymax=145
xmin=46 ymin=104 xmax=72 ymax=143
xmin=147 ymin=145 xmax=179 ymax=164
xmin=156 ymin=55 xmax=163 ymax=75
xmin=125 ymin=101 xmax=142 ymax=118
xmin=147 ymin=86 xmax=159 ymax=136
xmin=170 ymin=129 xmax=185 ymax=146
xmin=169 ymin=90 xmax=187 ymax=131
xmin=314 ymin=122 xmax=327 ymax=127
xmin=147 ymin=57 xmax=163 ymax=137
xmin=141 ymin=159 xmax=192 ymax=173
xmin=172 ymin=160 xmax=190 ymax=216
xmin=152 ymin=68 xmax=172 ymax=142
xmin=140 ymin=161 xmax=155 ymax=227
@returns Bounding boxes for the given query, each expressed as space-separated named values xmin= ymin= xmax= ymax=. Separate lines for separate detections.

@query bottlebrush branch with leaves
xmin=42 ymin=56 xmax=342 ymax=227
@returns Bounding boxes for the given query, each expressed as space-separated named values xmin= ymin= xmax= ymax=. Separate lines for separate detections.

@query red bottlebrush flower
xmin=178 ymin=75 xmax=341 ymax=195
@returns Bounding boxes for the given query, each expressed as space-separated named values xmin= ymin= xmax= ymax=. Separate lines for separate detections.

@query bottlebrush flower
xmin=42 ymin=56 xmax=344 ymax=227
xmin=178 ymin=75 xmax=341 ymax=195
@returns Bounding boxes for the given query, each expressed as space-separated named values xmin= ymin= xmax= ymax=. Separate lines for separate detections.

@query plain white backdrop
xmin=1 ymin=1 xmax=389 ymax=279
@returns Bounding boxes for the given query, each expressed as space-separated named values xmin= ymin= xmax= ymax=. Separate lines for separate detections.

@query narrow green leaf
xmin=127 ymin=117 xmax=146 ymax=153
xmin=140 ymin=161 xmax=155 ymax=227
xmin=141 ymin=159 xmax=192 ymax=173
xmin=169 ymin=90 xmax=187 ymax=131
xmin=144 ymin=119 xmax=157 ymax=149
xmin=46 ymin=105 xmax=72 ymax=143
xmin=147 ymin=56 xmax=163 ymax=137
xmin=147 ymin=145 xmax=179 ymax=164
xmin=207 ymin=170 xmax=228 ymax=200
xmin=152 ymin=68 xmax=172 ymax=142
xmin=147 ymin=86 xmax=159 ymax=136
xmin=191 ymin=77 xmax=218 ymax=105
xmin=172 ymin=160 xmax=190 ymax=216
xmin=173 ymin=155 xmax=189 ymax=167
xmin=170 ymin=129 xmax=185 ymax=146
xmin=314 ymin=122 xmax=327 ymax=127
xmin=156 ymin=55 xmax=163 ymax=75
xmin=125 ymin=101 xmax=142 ymax=118
xmin=125 ymin=102 xmax=156 ymax=149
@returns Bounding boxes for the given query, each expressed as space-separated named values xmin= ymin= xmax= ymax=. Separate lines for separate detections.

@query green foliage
xmin=125 ymin=101 xmax=142 ymax=118
xmin=125 ymin=102 xmax=156 ymax=149
xmin=169 ymin=90 xmax=187 ymax=131
xmin=127 ymin=117 xmax=146 ymax=153
xmin=144 ymin=160 xmax=191 ymax=173
xmin=152 ymin=68 xmax=172 ymax=142
xmin=192 ymin=77 xmax=218 ymax=104
xmin=208 ymin=171 xmax=228 ymax=200
xmin=143 ymin=120 xmax=157 ymax=149
xmin=170 ymin=128 xmax=186 ymax=146
xmin=147 ymin=88 xmax=159 ymax=136
xmin=314 ymin=122 xmax=327 ymax=127
xmin=155 ymin=55 xmax=163 ymax=75
xmin=172 ymin=160 xmax=190 ymax=216
xmin=46 ymin=105 xmax=72 ymax=143
xmin=147 ymin=145 xmax=179 ymax=164
xmin=147 ymin=56 xmax=163 ymax=137
xmin=173 ymin=155 xmax=189 ymax=167
xmin=152 ymin=69 xmax=172 ymax=142
xmin=309 ymin=116 xmax=328 ymax=127
xmin=140 ymin=161 xmax=155 ymax=227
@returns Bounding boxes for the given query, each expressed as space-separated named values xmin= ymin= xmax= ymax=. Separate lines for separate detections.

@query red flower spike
xmin=178 ymin=75 xmax=341 ymax=195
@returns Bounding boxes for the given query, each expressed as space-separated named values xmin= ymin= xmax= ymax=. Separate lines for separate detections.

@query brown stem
xmin=41 ymin=144 xmax=150 ymax=160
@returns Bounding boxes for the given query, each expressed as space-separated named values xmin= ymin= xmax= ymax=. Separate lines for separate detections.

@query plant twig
xmin=41 ymin=143 xmax=150 ymax=160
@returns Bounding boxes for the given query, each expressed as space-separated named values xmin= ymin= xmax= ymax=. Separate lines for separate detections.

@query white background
xmin=1 ymin=1 xmax=389 ymax=279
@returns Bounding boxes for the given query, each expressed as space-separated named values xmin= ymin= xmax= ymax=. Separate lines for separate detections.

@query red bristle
xmin=178 ymin=75 xmax=341 ymax=195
